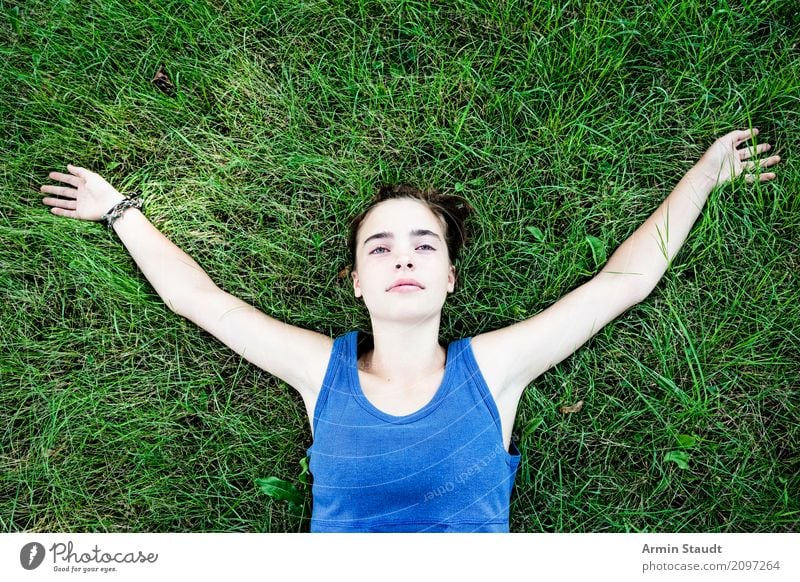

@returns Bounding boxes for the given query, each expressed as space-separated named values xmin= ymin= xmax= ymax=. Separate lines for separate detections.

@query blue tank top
xmin=306 ymin=330 xmax=521 ymax=532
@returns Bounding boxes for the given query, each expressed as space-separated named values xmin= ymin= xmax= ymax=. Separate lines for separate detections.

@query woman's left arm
xmin=597 ymin=128 xmax=782 ymax=298
xmin=471 ymin=128 xmax=781 ymax=399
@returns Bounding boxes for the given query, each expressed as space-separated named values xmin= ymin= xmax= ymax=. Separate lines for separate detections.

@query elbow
xmin=632 ymin=284 xmax=655 ymax=304
xmin=165 ymin=298 xmax=181 ymax=315
xmin=160 ymin=288 xmax=193 ymax=317
xmin=163 ymin=295 xmax=184 ymax=316
xmin=164 ymin=285 xmax=217 ymax=320
xmin=598 ymin=271 xmax=654 ymax=305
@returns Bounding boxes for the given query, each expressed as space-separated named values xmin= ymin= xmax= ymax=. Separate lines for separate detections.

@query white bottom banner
xmin=2 ymin=533 xmax=797 ymax=581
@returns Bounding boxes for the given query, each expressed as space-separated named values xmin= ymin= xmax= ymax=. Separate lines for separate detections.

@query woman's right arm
xmin=41 ymin=166 xmax=332 ymax=402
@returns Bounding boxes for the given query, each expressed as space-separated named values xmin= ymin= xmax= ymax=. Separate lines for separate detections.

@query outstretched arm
xmin=597 ymin=128 xmax=781 ymax=298
xmin=42 ymin=165 xmax=216 ymax=313
xmin=41 ymin=166 xmax=332 ymax=407
xmin=472 ymin=128 xmax=782 ymax=407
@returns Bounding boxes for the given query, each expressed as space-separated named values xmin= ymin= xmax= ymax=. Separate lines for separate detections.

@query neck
xmin=361 ymin=316 xmax=445 ymax=383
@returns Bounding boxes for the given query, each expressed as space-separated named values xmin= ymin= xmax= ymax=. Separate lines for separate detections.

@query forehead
xmin=357 ymin=198 xmax=446 ymax=242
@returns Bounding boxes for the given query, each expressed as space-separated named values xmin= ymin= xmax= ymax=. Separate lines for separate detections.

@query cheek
xmin=353 ymin=266 xmax=378 ymax=294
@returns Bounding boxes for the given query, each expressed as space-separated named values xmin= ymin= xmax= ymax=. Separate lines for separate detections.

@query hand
xmin=695 ymin=128 xmax=781 ymax=187
xmin=41 ymin=165 xmax=125 ymax=221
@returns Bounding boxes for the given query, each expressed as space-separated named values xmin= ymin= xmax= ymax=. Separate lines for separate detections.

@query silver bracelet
xmin=102 ymin=195 xmax=143 ymax=229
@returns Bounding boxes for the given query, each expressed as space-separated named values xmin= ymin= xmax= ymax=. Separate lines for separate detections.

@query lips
xmin=387 ymin=278 xmax=424 ymax=291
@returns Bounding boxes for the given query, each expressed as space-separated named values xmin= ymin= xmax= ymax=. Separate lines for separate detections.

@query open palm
xmin=41 ymin=165 xmax=124 ymax=221
xmin=697 ymin=128 xmax=781 ymax=187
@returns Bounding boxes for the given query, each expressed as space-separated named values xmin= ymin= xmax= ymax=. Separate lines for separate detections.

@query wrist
xmin=104 ymin=194 xmax=126 ymax=214
xmin=102 ymin=194 xmax=144 ymax=229
xmin=110 ymin=206 xmax=143 ymax=233
xmin=685 ymin=164 xmax=720 ymax=192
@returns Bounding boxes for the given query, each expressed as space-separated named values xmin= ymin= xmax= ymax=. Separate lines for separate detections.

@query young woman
xmin=41 ymin=128 xmax=779 ymax=532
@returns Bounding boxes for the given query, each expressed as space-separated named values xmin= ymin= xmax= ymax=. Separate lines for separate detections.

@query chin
xmin=364 ymin=297 xmax=448 ymax=323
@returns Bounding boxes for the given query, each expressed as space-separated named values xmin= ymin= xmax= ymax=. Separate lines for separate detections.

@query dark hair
xmin=347 ymin=184 xmax=473 ymax=273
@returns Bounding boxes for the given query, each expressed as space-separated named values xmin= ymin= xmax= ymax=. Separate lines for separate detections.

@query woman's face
xmin=351 ymin=198 xmax=456 ymax=323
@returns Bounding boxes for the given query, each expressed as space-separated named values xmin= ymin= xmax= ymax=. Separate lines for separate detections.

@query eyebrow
xmin=362 ymin=229 xmax=442 ymax=247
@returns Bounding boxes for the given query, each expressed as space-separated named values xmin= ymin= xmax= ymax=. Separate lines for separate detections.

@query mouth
xmin=387 ymin=279 xmax=425 ymax=292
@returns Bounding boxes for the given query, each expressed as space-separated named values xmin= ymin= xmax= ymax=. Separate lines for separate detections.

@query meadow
xmin=1 ymin=0 xmax=798 ymax=532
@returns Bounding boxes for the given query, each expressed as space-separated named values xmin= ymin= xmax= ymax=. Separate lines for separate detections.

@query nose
xmin=395 ymin=253 xmax=414 ymax=270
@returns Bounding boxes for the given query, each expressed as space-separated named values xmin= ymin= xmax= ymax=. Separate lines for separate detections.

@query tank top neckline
xmin=349 ymin=330 xmax=456 ymax=423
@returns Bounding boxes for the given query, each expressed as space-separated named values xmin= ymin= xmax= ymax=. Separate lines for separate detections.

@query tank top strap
xmin=309 ymin=330 xmax=357 ymax=439
xmin=451 ymin=338 xmax=504 ymax=445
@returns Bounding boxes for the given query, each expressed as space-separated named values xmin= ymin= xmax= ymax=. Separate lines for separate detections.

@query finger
xmin=42 ymin=196 xmax=78 ymax=210
xmin=738 ymin=142 xmax=771 ymax=161
xmin=48 ymin=171 xmax=84 ymax=187
xmin=743 ymin=155 xmax=781 ymax=172
xmin=744 ymin=171 xmax=777 ymax=184
xmin=759 ymin=154 xmax=781 ymax=168
xmin=731 ymin=127 xmax=758 ymax=145
xmin=49 ymin=206 xmax=79 ymax=219
xmin=40 ymin=184 xmax=78 ymax=198
xmin=67 ymin=164 xmax=93 ymax=179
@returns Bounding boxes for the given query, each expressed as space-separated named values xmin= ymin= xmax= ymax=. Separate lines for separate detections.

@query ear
xmin=352 ymin=269 xmax=362 ymax=298
xmin=447 ymin=265 xmax=456 ymax=293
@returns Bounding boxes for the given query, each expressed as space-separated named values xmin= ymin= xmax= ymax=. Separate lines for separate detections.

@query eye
xmin=369 ymin=246 xmax=389 ymax=255
xmin=417 ymin=244 xmax=436 ymax=251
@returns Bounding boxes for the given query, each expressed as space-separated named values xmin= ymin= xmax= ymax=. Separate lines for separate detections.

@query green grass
xmin=1 ymin=0 xmax=798 ymax=532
